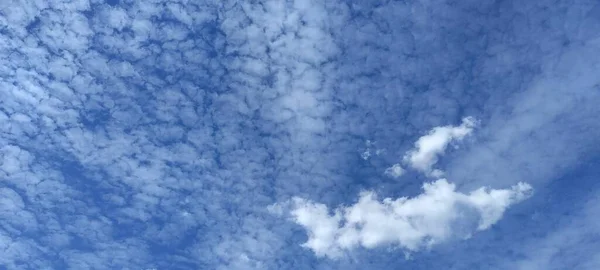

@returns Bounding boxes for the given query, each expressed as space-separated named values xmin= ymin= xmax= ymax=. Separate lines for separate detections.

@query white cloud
xmin=404 ymin=117 xmax=476 ymax=175
xmin=1 ymin=0 xmax=595 ymax=269
xmin=384 ymin=163 xmax=405 ymax=178
xmin=286 ymin=179 xmax=532 ymax=258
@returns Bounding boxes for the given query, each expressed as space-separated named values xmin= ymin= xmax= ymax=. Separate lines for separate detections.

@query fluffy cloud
xmin=280 ymin=117 xmax=534 ymax=259
xmin=404 ymin=117 xmax=476 ymax=176
xmin=286 ymin=179 xmax=532 ymax=258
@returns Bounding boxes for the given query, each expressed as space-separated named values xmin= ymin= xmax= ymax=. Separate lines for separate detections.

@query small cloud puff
xmin=404 ymin=117 xmax=477 ymax=176
xmin=384 ymin=163 xmax=405 ymax=178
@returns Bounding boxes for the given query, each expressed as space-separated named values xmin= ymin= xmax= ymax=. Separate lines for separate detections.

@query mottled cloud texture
xmin=1 ymin=0 xmax=600 ymax=269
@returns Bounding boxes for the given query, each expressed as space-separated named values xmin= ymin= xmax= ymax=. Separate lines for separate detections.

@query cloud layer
xmin=1 ymin=0 xmax=599 ymax=269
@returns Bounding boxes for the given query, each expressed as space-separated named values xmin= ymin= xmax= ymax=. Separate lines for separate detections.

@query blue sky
xmin=1 ymin=0 xmax=600 ymax=269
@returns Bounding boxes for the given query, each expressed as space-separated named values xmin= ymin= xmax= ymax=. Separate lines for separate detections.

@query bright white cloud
xmin=404 ymin=117 xmax=476 ymax=175
xmin=286 ymin=179 xmax=532 ymax=258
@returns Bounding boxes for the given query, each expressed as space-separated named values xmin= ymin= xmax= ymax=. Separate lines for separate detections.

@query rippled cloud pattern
xmin=1 ymin=1 xmax=600 ymax=269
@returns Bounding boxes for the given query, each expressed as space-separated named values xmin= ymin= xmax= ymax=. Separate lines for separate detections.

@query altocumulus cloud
xmin=1 ymin=0 xmax=600 ymax=269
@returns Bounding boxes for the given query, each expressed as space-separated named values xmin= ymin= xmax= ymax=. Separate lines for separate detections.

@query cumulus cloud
xmin=279 ymin=117 xmax=534 ymax=259
xmin=285 ymin=179 xmax=532 ymax=258
xmin=404 ymin=117 xmax=476 ymax=176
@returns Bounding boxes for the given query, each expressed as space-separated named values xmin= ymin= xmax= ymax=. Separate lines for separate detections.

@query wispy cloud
xmin=384 ymin=163 xmax=405 ymax=179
